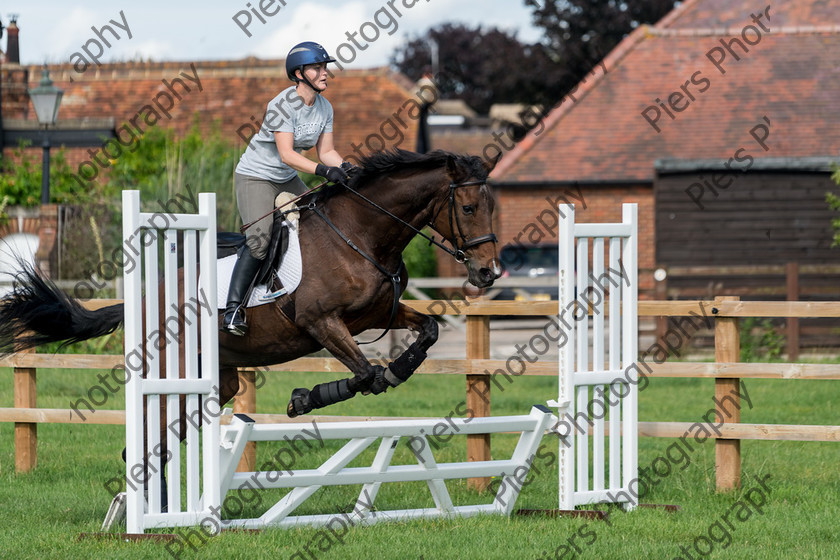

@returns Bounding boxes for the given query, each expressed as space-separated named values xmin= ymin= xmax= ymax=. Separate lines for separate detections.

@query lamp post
xmin=28 ymin=66 xmax=63 ymax=204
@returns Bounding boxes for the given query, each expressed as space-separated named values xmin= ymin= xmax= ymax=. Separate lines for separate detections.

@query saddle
xmin=217 ymin=211 xmax=291 ymax=299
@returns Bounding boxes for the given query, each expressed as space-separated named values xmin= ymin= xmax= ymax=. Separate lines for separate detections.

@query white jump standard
xmin=122 ymin=189 xmax=222 ymax=533
xmin=118 ymin=190 xmax=560 ymax=533
xmin=552 ymin=203 xmax=639 ymax=513
xmin=117 ymin=192 xmax=640 ymax=533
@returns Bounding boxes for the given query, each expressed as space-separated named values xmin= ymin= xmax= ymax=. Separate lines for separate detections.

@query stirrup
xmin=222 ymin=324 xmax=246 ymax=336
xmin=222 ymin=323 xmax=247 ymax=337
xmin=221 ymin=307 xmax=247 ymax=336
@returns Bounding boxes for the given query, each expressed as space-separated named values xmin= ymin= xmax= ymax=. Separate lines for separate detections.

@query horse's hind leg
xmin=286 ymin=315 xmax=383 ymax=417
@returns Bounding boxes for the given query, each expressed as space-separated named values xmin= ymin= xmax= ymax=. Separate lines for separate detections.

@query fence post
xmin=466 ymin=311 xmax=491 ymax=491
xmin=786 ymin=262 xmax=799 ymax=361
xmin=235 ymin=368 xmax=257 ymax=472
xmin=14 ymin=349 xmax=37 ymax=472
xmin=654 ymin=271 xmax=668 ymax=342
xmin=714 ymin=295 xmax=740 ymax=491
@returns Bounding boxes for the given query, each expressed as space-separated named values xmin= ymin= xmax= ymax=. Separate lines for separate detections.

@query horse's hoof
xmin=362 ymin=366 xmax=389 ymax=396
xmin=287 ymin=388 xmax=313 ymax=418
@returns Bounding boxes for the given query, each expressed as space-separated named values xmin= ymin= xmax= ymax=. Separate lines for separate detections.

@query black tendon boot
xmin=221 ymin=246 xmax=263 ymax=336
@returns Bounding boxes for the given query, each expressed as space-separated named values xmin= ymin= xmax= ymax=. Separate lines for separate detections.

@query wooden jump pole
xmin=786 ymin=262 xmax=800 ymax=361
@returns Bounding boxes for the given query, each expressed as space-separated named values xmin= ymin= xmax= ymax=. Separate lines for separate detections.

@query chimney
xmin=6 ymin=15 xmax=19 ymax=64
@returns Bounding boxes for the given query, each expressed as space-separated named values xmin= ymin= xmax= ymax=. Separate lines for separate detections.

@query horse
xmin=0 ymin=149 xmax=502 ymax=421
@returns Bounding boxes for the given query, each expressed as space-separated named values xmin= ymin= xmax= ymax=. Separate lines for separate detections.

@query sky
xmin=13 ymin=1 xmax=544 ymax=69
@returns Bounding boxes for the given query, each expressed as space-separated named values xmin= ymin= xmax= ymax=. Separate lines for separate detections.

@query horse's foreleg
xmin=287 ymin=315 xmax=383 ymax=417
xmin=367 ymin=304 xmax=438 ymax=394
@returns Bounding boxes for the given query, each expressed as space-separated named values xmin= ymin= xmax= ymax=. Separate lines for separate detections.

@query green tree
xmin=525 ymin=0 xmax=677 ymax=86
xmin=739 ymin=317 xmax=785 ymax=362
xmin=105 ymin=121 xmax=241 ymax=231
xmin=391 ymin=2 xmax=677 ymax=118
xmin=0 ymin=121 xmax=245 ymax=281
xmin=391 ymin=23 xmax=566 ymax=114
xmin=402 ymin=230 xmax=438 ymax=278
xmin=0 ymin=140 xmax=99 ymax=206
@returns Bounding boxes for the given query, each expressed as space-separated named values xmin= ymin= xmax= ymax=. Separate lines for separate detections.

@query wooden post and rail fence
xmin=3 ymin=296 xmax=840 ymax=493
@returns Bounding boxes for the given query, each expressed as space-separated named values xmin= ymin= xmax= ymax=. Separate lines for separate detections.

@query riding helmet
xmin=285 ymin=41 xmax=336 ymax=82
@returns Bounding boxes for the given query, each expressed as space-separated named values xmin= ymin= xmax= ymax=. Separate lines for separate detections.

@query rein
xmin=342 ymin=179 xmax=498 ymax=263
xmin=239 ymin=180 xmax=329 ymax=233
xmin=305 ymin=177 xmax=496 ymax=344
xmin=241 ymin=178 xmax=497 ymax=261
xmin=243 ymin=175 xmax=496 ymax=344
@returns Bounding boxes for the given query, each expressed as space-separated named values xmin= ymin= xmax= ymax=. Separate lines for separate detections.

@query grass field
xmin=1 ymin=362 xmax=839 ymax=559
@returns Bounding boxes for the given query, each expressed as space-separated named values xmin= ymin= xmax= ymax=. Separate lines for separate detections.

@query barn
xmin=491 ymin=0 xmax=840 ymax=306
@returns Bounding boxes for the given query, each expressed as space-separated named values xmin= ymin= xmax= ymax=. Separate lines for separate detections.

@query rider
xmin=223 ymin=41 xmax=353 ymax=336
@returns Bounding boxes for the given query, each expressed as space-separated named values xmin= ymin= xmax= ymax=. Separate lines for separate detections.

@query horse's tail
xmin=0 ymin=261 xmax=123 ymax=354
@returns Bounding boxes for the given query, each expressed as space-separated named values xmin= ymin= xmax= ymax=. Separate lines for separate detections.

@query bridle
xmin=434 ymin=180 xmax=498 ymax=263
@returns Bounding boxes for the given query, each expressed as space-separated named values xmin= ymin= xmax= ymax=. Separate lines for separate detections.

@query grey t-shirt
xmin=236 ymin=86 xmax=334 ymax=183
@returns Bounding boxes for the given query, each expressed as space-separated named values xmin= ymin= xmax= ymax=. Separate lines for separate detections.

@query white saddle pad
xmin=215 ymin=221 xmax=302 ymax=309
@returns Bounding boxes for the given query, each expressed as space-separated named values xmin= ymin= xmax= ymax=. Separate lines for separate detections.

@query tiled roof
xmin=19 ymin=59 xmax=419 ymax=160
xmin=493 ymin=0 xmax=840 ymax=183
xmin=662 ymin=0 xmax=835 ymax=29
xmin=430 ymin=128 xmax=497 ymax=155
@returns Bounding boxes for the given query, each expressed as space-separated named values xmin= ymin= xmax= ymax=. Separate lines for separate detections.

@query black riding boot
xmin=221 ymin=246 xmax=263 ymax=336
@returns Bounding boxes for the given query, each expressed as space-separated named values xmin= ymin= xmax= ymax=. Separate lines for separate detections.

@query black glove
xmin=315 ymin=163 xmax=349 ymax=185
xmin=341 ymin=161 xmax=360 ymax=182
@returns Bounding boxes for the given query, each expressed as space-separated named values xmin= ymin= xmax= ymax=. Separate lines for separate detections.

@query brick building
xmin=3 ymin=5 xmax=840 ymax=296
xmin=0 ymin=19 xmax=425 ymax=276
xmin=490 ymin=0 xmax=840 ymax=298
xmin=2 ymin=59 xmax=423 ymax=173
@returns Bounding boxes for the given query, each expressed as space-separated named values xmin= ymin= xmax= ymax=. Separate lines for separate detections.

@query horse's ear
xmin=484 ymin=152 xmax=503 ymax=173
xmin=446 ymin=155 xmax=466 ymax=182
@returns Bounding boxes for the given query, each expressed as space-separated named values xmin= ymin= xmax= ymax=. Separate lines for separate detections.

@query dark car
xmin=494 ymin=244 xmax=558 ymax=300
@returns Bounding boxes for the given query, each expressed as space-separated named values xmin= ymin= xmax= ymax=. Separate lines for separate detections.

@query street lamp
xmin=28 ymin=65 xmax=63 ymax=204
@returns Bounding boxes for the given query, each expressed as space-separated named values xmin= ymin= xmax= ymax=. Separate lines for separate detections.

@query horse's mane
xmin=301 ymin=149 xmax=488 ymax=204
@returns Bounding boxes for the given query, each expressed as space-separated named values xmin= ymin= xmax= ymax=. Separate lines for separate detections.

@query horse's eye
xmin=462 ymin=205 xmax=475 ymax=215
